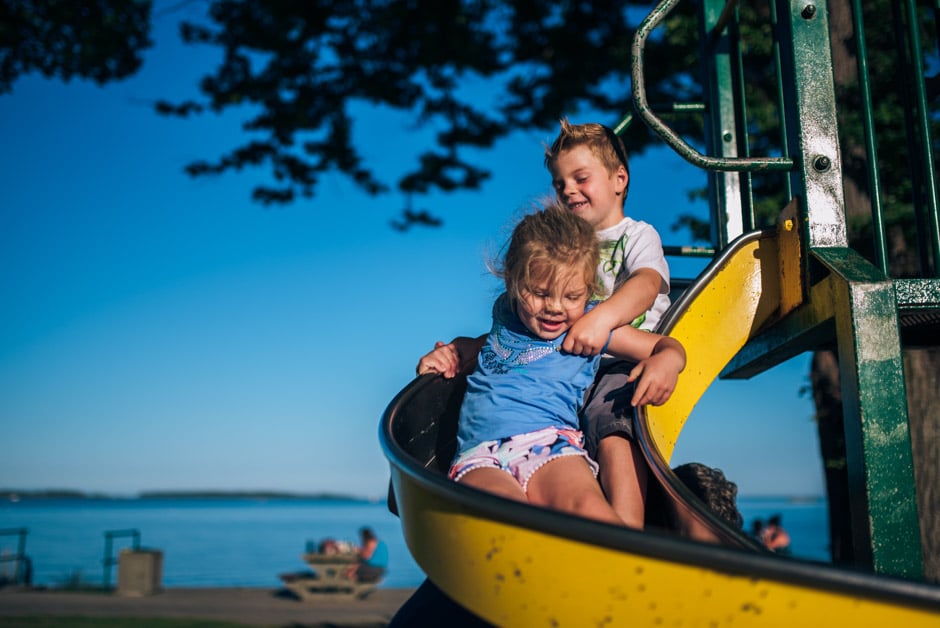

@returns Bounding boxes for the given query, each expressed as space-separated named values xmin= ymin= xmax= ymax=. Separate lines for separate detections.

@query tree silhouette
xmin=0 ymin=0 xmax=152 ymax=94
xmin=152 ymin=0 xmax=707 ymax=228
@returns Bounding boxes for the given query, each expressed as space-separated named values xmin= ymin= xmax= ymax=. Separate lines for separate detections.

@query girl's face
xmin=550 ymin=144 xmax=627 ymax=231
xmin=516 ymin=266 xmax=591 ymax=340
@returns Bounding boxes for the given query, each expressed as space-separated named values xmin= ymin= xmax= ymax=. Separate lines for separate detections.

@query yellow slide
xmin=380 ymin=229 xmax=940 ymax=626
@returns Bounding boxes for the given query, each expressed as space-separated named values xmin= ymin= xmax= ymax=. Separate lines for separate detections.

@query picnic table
xmin=279 ymin=552 xmax=383 ymax=602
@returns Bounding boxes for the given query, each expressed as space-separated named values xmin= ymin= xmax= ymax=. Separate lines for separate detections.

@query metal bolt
xmin=784 ymin=219 xmax=794 ymax=232
xmin=813 ymin=155 xmax=831 ymax=172
xmin=722 ymin=131 xmax=733 ymax=142
xmin=801 ymin=4 xmax=817 ymax=19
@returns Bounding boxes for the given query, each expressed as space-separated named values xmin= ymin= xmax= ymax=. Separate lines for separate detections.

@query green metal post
xmin=848 ymin=0 xmax=889 ymax=274
xmin=776 ymin=1 xmax=923 ymax=577
xmin=775 ymin=0 xmax=847 ymax=250
xmin=813 ymin=248 xmax=924 ymax=578
xmin=699 ymin=0 xmax=746 ymax=248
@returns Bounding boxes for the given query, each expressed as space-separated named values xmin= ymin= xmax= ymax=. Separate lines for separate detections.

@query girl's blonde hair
xmin=496 ymin=199 xmax=604 ymax=307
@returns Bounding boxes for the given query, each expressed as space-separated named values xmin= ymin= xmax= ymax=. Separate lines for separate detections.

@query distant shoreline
xmin=1 ymin=489 xmax=378 ymax=503
xmin=2 ymin=489 xmax=825 ymax=503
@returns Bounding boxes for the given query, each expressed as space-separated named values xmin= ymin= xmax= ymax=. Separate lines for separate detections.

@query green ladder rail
xmin=0 ymin=527 xmax=29 ymax=585
xmin=630 ymin=0 xmax=940 ymax=580
xmin=102 ymin=528 xmax=141 ymax=589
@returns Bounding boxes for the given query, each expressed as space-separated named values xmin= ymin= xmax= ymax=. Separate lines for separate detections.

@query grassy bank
xmin=0 ymin=619 xmax=386 ymax=628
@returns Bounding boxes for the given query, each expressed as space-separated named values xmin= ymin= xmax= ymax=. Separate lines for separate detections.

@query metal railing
xmin=632 ymin=0 xmax=940 ymax=284
xmin=102 ymin=528 xmax=141 ymax=589
xmin=0 ymin=527 xmax=29 ymax=585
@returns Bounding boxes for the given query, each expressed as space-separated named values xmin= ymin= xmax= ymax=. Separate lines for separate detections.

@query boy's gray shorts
xmin=579 ymin=359 xmax=638 ymax=459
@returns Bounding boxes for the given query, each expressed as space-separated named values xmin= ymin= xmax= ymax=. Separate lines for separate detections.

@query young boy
xmin=418 ymin=119 xmax=671 ymax=528
xmin=545 ymin=119 xmax=671 ymax=528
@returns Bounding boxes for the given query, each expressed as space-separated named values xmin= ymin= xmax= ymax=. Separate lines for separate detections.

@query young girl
xmin=427 ymin=201 xmax=685 ymax=525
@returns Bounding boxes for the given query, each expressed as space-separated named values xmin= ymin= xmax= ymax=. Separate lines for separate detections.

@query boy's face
xmin=516 ymin=268 xmax=590 ymax=340
xmin=550 ymin=145 xmax=628 ymax=231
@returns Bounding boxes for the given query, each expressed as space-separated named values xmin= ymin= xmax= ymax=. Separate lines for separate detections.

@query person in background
xmin=644 ymin=462 xmax=744 ymax=544
xmin=763 ymin=513 xmax=792 ymax=555
xmin=346 ymin=527 xmax=388 ymax=583
xmin=672 ymin=462 xmax=744 ymax=530
xmin=750 ymin=518 xmax=765 ymax=543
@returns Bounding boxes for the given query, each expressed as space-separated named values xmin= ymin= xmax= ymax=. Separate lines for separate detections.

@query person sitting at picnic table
xmin=344 ymin=527 xmax=388 ymax=583
xmin=762 ymin=514 xmax=792 ymax=555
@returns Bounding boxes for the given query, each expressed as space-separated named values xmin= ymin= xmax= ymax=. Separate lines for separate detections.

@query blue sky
xmin=0 ymin=6 xmax=823 ymax=500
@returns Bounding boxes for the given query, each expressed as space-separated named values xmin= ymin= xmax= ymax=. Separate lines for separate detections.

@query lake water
xmin=0 ymin=495 xmax=828 ymax=590
xmin=737 ymin=495 xmax=830 ymax=560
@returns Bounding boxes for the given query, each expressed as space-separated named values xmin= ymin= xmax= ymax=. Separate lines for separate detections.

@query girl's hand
xmin=416 ymin=341 xmax=460 ymax=378
xmin=627 ymin=347 xmax=684 ymax=406
xmin=561 ymin=308 xmax=614 ymax=356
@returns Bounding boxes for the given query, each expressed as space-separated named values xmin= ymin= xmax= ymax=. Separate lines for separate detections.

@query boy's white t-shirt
xmin=595 ymin=216 xmax=671 ymax=332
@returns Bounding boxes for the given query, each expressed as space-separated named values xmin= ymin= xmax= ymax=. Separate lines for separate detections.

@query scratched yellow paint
xmin=393 ymin=468 xmax=939 ymax=627
xmin=395 ymin=466 xmax=940 ymax=628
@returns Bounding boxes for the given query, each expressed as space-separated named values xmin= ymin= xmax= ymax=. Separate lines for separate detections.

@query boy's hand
xmin=416 ymin=341 xmax=461 ymax=378
xmin=627 ymin=344 xmax=685 ymax=406
xmin=561 ymin=307 xmax=615 ymax=356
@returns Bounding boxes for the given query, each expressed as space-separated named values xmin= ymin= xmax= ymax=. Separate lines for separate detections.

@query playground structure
xmin=381 ymin=0 xmax=940 ymax=624
xmin=630 ymin=0 xmax=940 ymax=579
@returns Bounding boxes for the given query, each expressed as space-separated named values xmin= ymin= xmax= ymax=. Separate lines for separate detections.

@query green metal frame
xmin=811 ymin=247 xmax=922 ymax=576
xmin=699 ymin=0 xmax=748 ymax=246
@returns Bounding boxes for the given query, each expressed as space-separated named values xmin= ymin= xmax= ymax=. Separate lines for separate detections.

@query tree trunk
xmin=904 ymin=348 xmax=940 ymax=582
xmin=809 ymin=350 xmax=854 ymax=564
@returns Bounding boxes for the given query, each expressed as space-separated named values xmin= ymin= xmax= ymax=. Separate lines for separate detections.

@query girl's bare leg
xmin=526 ymin=456 xmax=626 ymax=526
xmin=597 ymin=434 xmax=648 ymax=528
xmin=458 ymin=467 xmax=527 ymax=503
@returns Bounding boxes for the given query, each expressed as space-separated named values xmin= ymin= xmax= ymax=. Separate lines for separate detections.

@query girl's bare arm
xmin=416 ymin=335 xmax=486 ymax=378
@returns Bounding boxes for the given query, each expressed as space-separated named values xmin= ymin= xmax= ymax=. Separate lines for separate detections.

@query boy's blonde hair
xmin=544 ymin=118 xmax=632 ymax=204
xmin=498 ymin=199 xmax=604 ymax=308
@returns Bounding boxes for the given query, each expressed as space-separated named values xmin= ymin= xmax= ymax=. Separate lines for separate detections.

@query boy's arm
xmin=596 ymin=266 xmax=665 ymax=328
xmin=416 ymin=335 xmax=486 ymax=378
xmin=562 ymin=267 xmax=664 ymax=355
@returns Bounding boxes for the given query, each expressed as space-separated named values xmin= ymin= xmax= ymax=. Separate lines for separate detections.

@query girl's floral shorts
xmin=448 ymin=426 xmax=598 ymax=493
